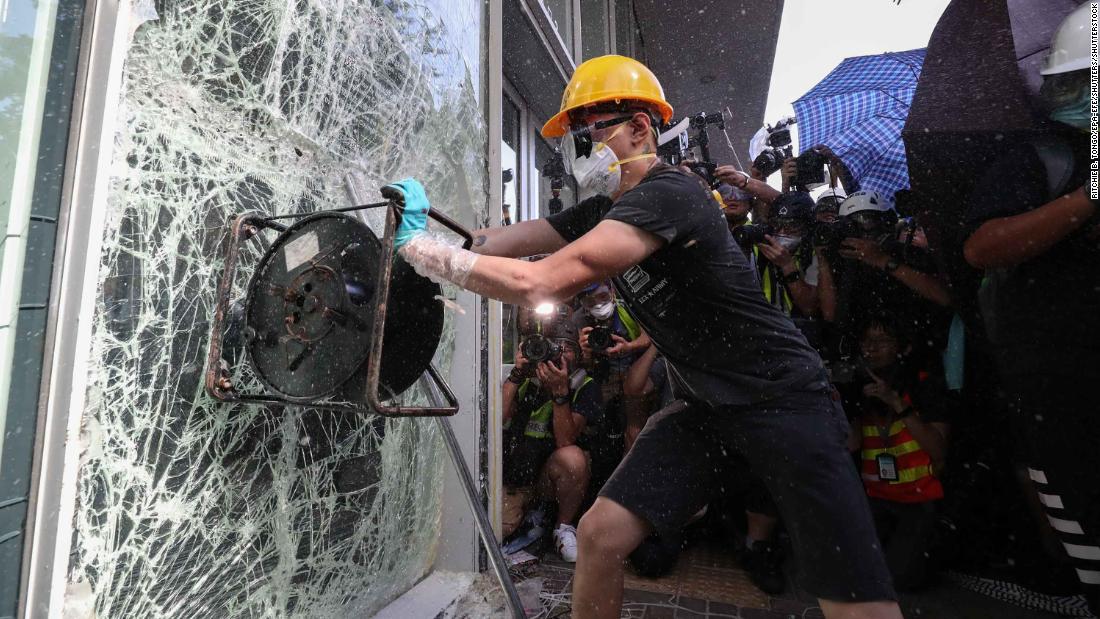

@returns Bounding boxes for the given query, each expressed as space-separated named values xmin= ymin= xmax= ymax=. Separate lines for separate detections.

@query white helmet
xmin=838 ymin=191 xmax=891 ymax=217
xmin=816 ymin=188 xmax=847 ymax=206
xmin=1041 ymin=3 xmax=1093 ymax=75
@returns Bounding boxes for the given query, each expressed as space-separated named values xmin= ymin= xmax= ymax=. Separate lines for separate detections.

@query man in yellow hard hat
xmin=385 ymin=55 xmax=901 ymax=619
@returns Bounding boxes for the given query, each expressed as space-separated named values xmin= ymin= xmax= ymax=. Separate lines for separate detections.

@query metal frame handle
xmin=205 ymin=197 xmax=474 ymax=418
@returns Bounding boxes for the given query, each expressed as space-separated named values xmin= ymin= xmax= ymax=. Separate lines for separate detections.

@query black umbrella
xmin=899 ymin=0 xmax=1077 ymax=307
xmin=903 ymin=0 xmax=1082 ymax=222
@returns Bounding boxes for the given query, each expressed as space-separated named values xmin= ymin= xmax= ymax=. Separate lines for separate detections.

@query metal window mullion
xmin=607 ymin=0 xmax=616 ymax=55
xmin=572 ymin=0 xmax=582 ymax=62
xmin=20 ymin=0 xmax=134 ymax=616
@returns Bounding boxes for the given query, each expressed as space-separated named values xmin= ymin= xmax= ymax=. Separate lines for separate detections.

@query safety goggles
xmin=815 ymin=197 xmax=843 ymax=212
xmin=718 ymin=183 xmax=753 ymax=203
xmin=580 ymin=289 xmax=613 ymax=308
xmin=1039 ymin=71 xmax=1088 ymax=108
xmin=561 ymin=115 xmax=634 ymax=170
xmin=770 ymin=218 xmax=808 ymax=236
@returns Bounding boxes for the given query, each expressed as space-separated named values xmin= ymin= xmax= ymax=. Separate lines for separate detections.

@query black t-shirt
xmin=964 ymin=130 xmax=1100 ymax=376
xmin=547 ymin=165 xmax=826 ymax=407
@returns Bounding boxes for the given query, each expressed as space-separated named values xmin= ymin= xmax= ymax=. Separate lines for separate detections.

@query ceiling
xmin=633 ymin=0 xmax=785 ymax=168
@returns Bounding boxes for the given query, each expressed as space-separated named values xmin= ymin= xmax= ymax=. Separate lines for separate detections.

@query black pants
xmin=869 ymin=499 xmax=938 ymax=591
xmin=1003 ymin=371 xmax=1100 ymax=610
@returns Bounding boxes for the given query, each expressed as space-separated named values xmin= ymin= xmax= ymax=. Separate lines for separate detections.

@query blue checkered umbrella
xmin=793 ymin=49 xmax=925 ymax=201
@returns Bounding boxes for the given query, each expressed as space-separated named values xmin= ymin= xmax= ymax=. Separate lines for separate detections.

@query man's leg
xmin=573 ymin=400 xmax=715 ymax=618
xmin=1007 ymin=373 xmax=1100 ymax=613
xmin=728 ymin=391 xmax=901 ymax=619
xmin=742 ymin=478 xmax=785 ymax=594
xmin=573 ymin=498 xmax=652 ymax=619
xmin=538 ymin=445 xmax=591 ymax=525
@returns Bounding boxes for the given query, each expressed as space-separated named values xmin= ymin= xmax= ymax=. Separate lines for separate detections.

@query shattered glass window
xmin=65 ymin=0 xmax=486 ymax=616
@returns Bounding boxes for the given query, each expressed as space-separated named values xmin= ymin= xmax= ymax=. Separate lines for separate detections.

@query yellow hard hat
xmin=541 ymin=55 xmax=674 ymax=138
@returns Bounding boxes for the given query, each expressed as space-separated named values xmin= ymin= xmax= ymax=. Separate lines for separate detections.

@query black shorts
xmin=599 ymin=388 xmax=897 ymax=603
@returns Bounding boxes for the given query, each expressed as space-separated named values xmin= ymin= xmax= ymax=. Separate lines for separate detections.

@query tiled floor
xmin=522 ymin=546 xmax=1083 ymax=619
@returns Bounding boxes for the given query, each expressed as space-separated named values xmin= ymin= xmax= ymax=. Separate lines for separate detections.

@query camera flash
xmin=534 ymin=303 xmax=555 ymax=316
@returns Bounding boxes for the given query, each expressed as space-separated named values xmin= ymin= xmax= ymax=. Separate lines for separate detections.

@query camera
xmin=753 ymin=148 xmax=789 ymax=179
xmin=685 ymin=159 xmax=718 ymax=187
xmin=542 ymin=149 xmax=566 ymax=214
xmin=753 ymin=118 xmax=795 ymax=178
xmin=657 ymin=111 xmax=725 ymax=188
xmin=587 ymin=325 xmax=614 ymax=355
xmin=520 ymin=333 xmax=562 ymax=364
xmin=812 ymin=210 xmax=898 ymax=255
xmin=732 ymin=223 xmax=774 ymax=246
xmin=811 ymin=217 xmax=860 ymax=252
xmin=793 ymin=149 xmax=829 ymax=190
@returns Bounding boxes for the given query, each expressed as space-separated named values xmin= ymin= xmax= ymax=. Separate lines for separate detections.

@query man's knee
xmin=549 ymin=445 xmax=590 ymax=479
xmin=577 ymin=498 xmax=651 ymax=558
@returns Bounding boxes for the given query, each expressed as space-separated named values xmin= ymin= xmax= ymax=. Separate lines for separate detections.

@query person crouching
xmin=502 ymin=317 xmax=603 ymax=562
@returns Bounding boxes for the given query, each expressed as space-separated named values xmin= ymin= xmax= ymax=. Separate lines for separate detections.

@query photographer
xmin=503 ymin=318 xmax=603 ymax=563
xmin=816 ymin=192 xmax=950 ymax=362
xmin=575 ymin=281 xmax=651 ymax=383
xmin=961 ymin=5 xmax=1100 ymax=611
xmin=745 ymin=191 xmax=820 ymax=317
xmin=716 ymin=182 xmax=754 ymax=255
xmin=574 ymin=281 xmax=651 ymax=486
xmin=715 ymin=164 xmax=781 ymax=222
xmin=814 ymin=189 xmax=846 ymax=224
xmin=843 ymin=315 xmax=953 ymax=592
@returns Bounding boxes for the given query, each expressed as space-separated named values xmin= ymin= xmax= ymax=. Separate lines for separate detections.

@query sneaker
xmin=554 ymin=524 xmax=579 ymax=563
xmin=743 ymin=540 xmax=785 ymax=595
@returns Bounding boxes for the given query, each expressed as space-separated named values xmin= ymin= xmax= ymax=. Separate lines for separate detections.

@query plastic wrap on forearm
xmin=398 ymin=232 xmax=479 ymax=288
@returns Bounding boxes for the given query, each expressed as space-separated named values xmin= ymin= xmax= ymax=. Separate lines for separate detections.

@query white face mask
xmin=563 ymin=123 xmax=655 ymax=200
xmin=775 ymin=235 xmax=802 ymax=252
xmin=588 ymin=301 xmax=615 ymax=321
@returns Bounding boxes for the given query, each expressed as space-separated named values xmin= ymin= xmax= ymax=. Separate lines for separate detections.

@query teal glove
xmin=383 ymin=178 xmax=430 ymax=249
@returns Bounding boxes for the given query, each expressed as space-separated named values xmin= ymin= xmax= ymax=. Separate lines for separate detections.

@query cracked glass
xmin=64 ymin=0 xmax=487 ymax=616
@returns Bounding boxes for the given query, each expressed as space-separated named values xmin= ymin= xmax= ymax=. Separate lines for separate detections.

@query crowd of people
xmin=388 ymin=5 xmax=1097 ymax=618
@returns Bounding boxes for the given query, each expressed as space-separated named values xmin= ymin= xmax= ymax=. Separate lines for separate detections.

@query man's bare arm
xmin=964 ymin=186 xmax=1094 ymax=269
xmin=469 ymin=218 xmax=570 ymax=258
xmin=463 ymin=219 xmax=664 ymax=307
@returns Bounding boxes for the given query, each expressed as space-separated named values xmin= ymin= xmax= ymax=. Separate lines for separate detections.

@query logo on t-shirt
xmin=622 ymin=266 xmax=651 ymax=292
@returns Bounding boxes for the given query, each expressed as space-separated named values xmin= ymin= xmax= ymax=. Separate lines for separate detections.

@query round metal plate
xmin=243 ymin=212 xmax=442 ymax=401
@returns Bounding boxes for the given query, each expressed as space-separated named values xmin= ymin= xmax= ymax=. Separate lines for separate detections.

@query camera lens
xmin=733 ymin=224 xmax=771 ymax=246
xmin=521 ymin=335 xmax=551 ymax=363
xmin=588 ymin=326 xmax=613 ymax=353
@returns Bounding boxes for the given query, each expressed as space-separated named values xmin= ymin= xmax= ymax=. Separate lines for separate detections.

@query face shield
xmin=847 ymin=210 xmax=897 ymax=241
